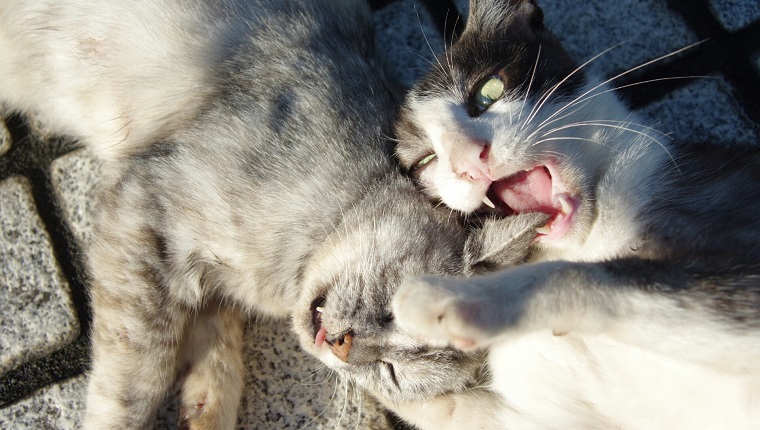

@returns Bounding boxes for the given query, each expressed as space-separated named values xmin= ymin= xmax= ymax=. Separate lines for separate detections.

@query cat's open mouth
xmin=311 ymin=295 xmax=328 ymax=346
xmin=484 ymin=164 xmax=579 ymax=241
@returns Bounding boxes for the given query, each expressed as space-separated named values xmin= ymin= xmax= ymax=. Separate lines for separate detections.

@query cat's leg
xmin=392 ymin=259 xmax=760 ymax=370
xmin=378 ymin=389 xmax=508 ymax=430
xmin=392 ymin=261 xmax=563 ymax=350
xmin=176 ymin=304 xmax=245 ymax=430
xmin=83 ymin=279 xmax=188 ymax=429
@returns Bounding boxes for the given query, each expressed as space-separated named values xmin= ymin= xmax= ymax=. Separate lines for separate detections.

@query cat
xmin=392 ymin=0 xmax=760 ymax=427
xmin=0 ymin=0 xmax=550 ymax=428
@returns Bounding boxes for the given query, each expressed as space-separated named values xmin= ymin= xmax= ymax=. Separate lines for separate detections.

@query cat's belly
xmin=489 ymin=332 xmax=760 ymax=429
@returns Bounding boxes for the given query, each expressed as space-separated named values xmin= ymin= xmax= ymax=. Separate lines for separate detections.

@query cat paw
xmin=392 ymin=276 xmax=500 ymax=351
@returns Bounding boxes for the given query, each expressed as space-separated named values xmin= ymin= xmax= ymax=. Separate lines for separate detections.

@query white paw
xmin=391 ymin=276 xmax=494 ymax=351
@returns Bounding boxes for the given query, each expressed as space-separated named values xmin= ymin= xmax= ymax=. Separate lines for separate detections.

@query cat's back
xmin=0 ymin=0 xmax=374 ymax=160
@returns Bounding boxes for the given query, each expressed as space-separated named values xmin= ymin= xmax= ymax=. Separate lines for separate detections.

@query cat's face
xmin=396 ymin=0 xmax=630 ymax=246
xmin=291 ymin=187 xmax=491 ymax=403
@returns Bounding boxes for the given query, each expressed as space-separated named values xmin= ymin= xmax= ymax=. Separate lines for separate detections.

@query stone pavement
xmin=1 ymin=0 xmax=759 ymax=428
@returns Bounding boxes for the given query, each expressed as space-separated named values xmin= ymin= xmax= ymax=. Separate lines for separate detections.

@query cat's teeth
xmin=315 ymin=306 xmax=325 ymax=313
xmin=536 ymin=225 xmax=552 ymax=235
xmin=558 ymin=195 xmax=573 ymax=214
xmin=482 ymin=196 xmax=496 ymax=208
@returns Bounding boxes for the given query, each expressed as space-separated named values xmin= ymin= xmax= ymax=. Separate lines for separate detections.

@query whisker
xmin=539 ymin=120 xmax=672 ymax=142
xmin=522 ymin=42 xmax=627 ymax=131
xmin=297 ymin=370 xmax=339 ymax=430
xmin=529 ymin=75 xmax=713 ymax=139
xmin=532 ymin=136 xmax=609 ymax=147
xmin=534 ymin=40 xmax=706 ymax=132
xmin=517 ymin=45 xmax=542 ymax=126
xmin=414 ymin=5 xmax=446 ymax=77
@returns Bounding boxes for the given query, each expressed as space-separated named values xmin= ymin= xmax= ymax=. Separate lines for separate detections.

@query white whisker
xmin=534 ymin=40 xmax=706 ymax=132
xmin=522 ymin=42 xmax=627 ymax=131
xmin=414 ymin=6 xmax=446 ymax=77
xmin=517 ymin=45 xmax=542 ymax=126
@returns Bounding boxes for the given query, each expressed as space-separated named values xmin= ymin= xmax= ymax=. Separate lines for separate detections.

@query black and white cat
xmin=1 ymin=0 xmax=545 ymax=428
xmin=393 ymin=0 xmax=760 ymax=427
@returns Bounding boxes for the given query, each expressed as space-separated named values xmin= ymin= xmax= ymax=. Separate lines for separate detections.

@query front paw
xmin=391 ymin=276 xmax=500 ymax=351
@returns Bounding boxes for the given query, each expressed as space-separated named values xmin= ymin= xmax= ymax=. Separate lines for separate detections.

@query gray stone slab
xmin=638 ymin=75 xmax=760 ymax=145
xmin=0 ymin=376 xmax=85 ymax=429
xmin=50 ymin=149 xmax=101 ymax=248
xmin=0 ymin=177 xmax=79 ymax=376
xmin=707 ymin=0 xmax=760 ymax=32
xmin=236 ymin=320 xmax=390 ymax=429
xmin=1 ymin=321 xmax=390 ymax=429
xmin=374 ymin=0 xmax=444 ymax=88
xmin=455 ymin=0 xmax=698 ymax=79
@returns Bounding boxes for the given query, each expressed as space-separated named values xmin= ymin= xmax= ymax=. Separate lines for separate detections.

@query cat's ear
xmin=467 ymin=0 xmax=545 ymax=39
xmin=464 ymin=212 xmax=549 ymax=274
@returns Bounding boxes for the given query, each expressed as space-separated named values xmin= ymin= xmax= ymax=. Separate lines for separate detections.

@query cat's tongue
xmin=492 ymin=166 xmax=555 ymax=215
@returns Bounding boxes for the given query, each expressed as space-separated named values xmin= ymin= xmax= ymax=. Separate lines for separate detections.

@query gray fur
xmin=1 ymin=0 xmax=548 ymax=428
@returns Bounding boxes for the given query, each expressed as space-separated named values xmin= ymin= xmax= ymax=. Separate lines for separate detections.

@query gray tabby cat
xmin=0 ymin=0 xmax=542 ymax=428
xmin=393 ymin=0 xmax=760 ymax=427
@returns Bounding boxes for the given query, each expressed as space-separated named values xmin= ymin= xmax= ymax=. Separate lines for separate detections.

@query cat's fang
xmin=315 ymin=306 xmax=325 ymax=314
xmin=536 ymin=225 xmax=552 ymax=235
xmin=558 ymin=194 xmax=573 ymax=214
xmin=482 ymin=196 xmax=496 ymax=208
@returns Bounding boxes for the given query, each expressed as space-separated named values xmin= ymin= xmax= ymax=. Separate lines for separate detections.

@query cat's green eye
xmin=474 ymin=76 xmax=505 ymax=112
xmin=414 ymin=152 xmax=437 ymax=171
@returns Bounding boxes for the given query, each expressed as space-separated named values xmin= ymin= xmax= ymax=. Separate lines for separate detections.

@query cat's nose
xmin=452 ymin=141 xmax=493 ymax=182
xmin=326 ymin=329 xmax=353 ymax=362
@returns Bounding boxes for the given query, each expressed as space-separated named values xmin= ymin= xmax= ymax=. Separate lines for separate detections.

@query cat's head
xmin=292 ymin=180 xmax=546 ymax=403
xmin=395 ymin=0 xmax=636 ymax=247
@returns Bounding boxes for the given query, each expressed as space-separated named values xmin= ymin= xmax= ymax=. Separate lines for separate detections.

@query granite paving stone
xmin=0 ymin=322 xmax=388 ymax=429
xmin=0 ymin=375 xmax=85 ymax=429
xmin=374 ymin=0 xmax=444 ymax=88
xmin=0 ymin=177 xmax=79 ymax=376
xmin=706 ymin=0 xmax=760 ymax=32
xmin=49 ymin=149 xmax=101 ymax=248
xmin=455 ymin=0 xmax=698 ymax=79
xmin=639 ymin=74 xmax=760 ymax=145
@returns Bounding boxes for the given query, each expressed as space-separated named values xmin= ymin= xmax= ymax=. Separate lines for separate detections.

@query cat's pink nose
xmin=452 ymin=141 xmax=492 ymax=182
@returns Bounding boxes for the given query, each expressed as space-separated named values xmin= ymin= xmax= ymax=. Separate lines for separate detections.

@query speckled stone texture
xmin=640 ymin=75 xmax=760 ymax=145
xmin=455 ymin=0 xmax=698 ymax=78
xmin=49 ymin=149 xmax=101 ymax=248
xmin=0 ymin=322 xmax=390 ymax=429
xmin=707 ymin=0 xmax=760 ymax=32
xmin=0 ymin=177 xmax=79 ymax=376
xmin=374 ymin=0 xmax=443 ymax=88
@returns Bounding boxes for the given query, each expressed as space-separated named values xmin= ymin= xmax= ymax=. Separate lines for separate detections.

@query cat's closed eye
xmin=412 ymin=152 xmax=437 ymax=173
xmin=471 ymin=75 xmax=505 ymax=114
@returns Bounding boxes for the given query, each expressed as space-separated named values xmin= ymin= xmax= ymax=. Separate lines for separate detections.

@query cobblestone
xmin=639 ymin=74 xmax=760 ymax=145
xmin=374 ymin=0 xmax=443 ymax=87
xmin=0 ymin=177 xmax=79 ymax=376
xmin=707 ymin=0 xmax=760 ymax=32
xmin=49 ymin=149 xmax=101 ymax=247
